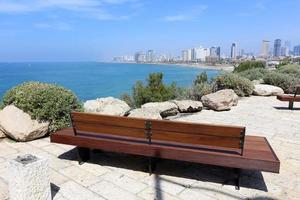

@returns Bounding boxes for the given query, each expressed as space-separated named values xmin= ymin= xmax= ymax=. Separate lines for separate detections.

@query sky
xmin=0 ymin=0 xmax=300 ymax=62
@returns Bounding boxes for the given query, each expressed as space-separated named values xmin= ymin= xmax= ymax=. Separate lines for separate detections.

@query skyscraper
xmin=294 ymin=45 xmax=300 ymax=56
xmin=181 ymin=50 xmax=188 ymax=61
xmin=273 ymin=39 xmax=281 ymax=57
xmin=231 ymin=43 xmax=237 ymax=60
xmin=261 ymin=40 xmax=270 ymax=58
xmin=146 ymin=50 xmax=155 ymax=62
xmin=216 ymin=47 xmax=221 ymax=60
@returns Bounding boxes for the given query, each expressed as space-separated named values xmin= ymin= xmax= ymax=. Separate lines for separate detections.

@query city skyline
xmin=0 ymin=0 xmax=300 ymax=61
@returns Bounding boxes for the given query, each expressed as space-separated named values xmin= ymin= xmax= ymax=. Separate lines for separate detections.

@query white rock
xmin=0 ymin=105 xmax=49 ymax=142
xmin=201 ymin=89 xmax=239 ymax=111
xmin=9 ymin=154 xmax=51 ymax=200
xmin=171 ymin=100 xmax=203 ymax=113
xmin=128 ymin=108 xmax=162 ymax=119
xmin=253 ymin=84 xmax=284 ymax=96
xmin=84 ymin=97 xmax=130 ymax=116
xmin=0 ymin=127 xmax=6 ymax=138
xmin=141 ymin=101 xmax=178 ymax=118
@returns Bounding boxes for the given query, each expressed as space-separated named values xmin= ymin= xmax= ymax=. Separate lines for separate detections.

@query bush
xmin=213 ymin=73 xmax=254 ymax=96
xmin=233 ymin=61 xmax=266 ymax=73
xmin=263 ymin=71 xmax=299 ymax=93
xmin=193 ymin=72 xmax=208 ymax=85
xmin=2 ymin=82 xmax=83 ymax=132
xmin=238 ymin=68 xmax=270 ymax=81
xmin=277 ymin=64 xmax=300 ymax=78
xmin=122 ymin=73 xmax=178 ymax=107
xmin=189 ymin=83 xmax=212 ymax=100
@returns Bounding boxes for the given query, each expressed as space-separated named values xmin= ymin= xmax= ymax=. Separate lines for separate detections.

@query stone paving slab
xmin=0 ymin=96 xmax=299 ymax=200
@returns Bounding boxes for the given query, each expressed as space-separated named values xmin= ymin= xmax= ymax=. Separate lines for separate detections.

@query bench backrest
xmin=295 ymin=86 xmax=300 ymax=97
xmin=71 ymin=112 xmax=246 ymax=155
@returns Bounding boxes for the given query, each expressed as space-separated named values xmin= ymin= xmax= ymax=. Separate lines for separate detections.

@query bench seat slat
xmin=50 ymin=128 xmax=279 ymax=173
xmin=277 ymin=94 xmax=300 ymax=102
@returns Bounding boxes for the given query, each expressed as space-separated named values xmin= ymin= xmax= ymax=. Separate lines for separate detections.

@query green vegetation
xmin=238 ymin=68 xmax=269 ymax=81
xmin=233 ymin=61 xmax=266 ymax=73
xmin=2 ymin=82 xmax=83 ymax=132
xmin=122 ymin=73 xmax=178 ymax=107
xmin=213 ymin=73 xmax=254 ymax=96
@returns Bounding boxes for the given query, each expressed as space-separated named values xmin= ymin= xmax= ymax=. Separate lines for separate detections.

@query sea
xmin=0 ymin=62 xmax=219 ymax=101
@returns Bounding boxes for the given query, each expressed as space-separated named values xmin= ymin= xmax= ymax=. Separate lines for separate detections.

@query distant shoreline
xmin=113 ymin=62 xmax=234 ymax=72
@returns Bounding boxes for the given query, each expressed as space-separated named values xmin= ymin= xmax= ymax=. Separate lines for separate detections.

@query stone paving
xmin=0 ymin=96 xmax=299 ymax=200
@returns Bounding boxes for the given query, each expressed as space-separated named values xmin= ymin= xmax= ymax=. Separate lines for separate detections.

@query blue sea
xmin=0 ymin=62 xmax=219 ymax=101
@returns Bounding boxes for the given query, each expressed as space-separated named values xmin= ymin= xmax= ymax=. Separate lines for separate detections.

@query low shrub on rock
xmin=213 ymin=73 xmax=254 ymax=96
xmin=238 ymin=68 xmax=269 ymax=81
xmin=277 ymin=64 xmax=300 ymax=78
xmin=233 ymin=61 xmax=266 ymax=73
xmin=2 ymin=82 xmax=83 ymax=132
xmin=263 ymin=71 xmax=298 ymax=93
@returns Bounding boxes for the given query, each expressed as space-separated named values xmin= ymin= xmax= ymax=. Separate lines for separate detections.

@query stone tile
xmin=49 ymin=169 xmax=69 ymax=186
xmin=0 ymin=142 xmax=19 ymax=156
xmin=35 ymin=151 xmax=72 ymax=171
xmin=42 ymin=144 xmax=69 ymax=157
xmin=58 ymin=181 xmax=105 ymax=200
xmin=27 ymin=139 xmax=52 ymax=148
xmin=89 ymin=180 xmax=142 ymax=200
xmin=101 ymin=171 xmax=148 ymax=194
xmin=137 ymin=187 xmax=180 ymax=200
xmin=0 ymin=178 xmax=8 ymax=200
xmin=78 ymin=162 xmax=111 ymax=176
xmin=59 ymin=165 xmax=102 ymax=187
xmin=143 ymin=174 xmax=186 ymax=196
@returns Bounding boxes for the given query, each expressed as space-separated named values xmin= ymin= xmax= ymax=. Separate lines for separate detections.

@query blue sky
xmin=0 ymin=0 xmax=299 ymax=61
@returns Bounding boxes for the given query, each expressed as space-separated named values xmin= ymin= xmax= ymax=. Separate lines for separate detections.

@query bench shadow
xmin=273 ymin=106 xmax=300 ymax=110
xmin=59 ymin=147 xmax=268 ymax=193
xmin=50 ymin=183 xmax=60 ymax=199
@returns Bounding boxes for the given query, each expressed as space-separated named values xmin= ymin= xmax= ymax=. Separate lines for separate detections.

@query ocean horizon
xmin=0 ymin=62 xmax=219 ymax=101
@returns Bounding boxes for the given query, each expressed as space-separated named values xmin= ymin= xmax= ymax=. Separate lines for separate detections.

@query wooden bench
xmin=50 ymin=112 xmax=280 ymax=190
xmin=277 ymin=86 xmax=300 ymax=109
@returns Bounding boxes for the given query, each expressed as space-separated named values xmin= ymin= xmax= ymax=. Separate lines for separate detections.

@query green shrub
xmin=193 ymin=72 xmax=208 ymax=85
xmin=2 ymin=82 xmax=83 ymax=132
xmin=277 ymin=64 xmax=300 ymax=78
xmin=233 ymin=61 xmax=266 ymax=73
xmin=213 ymin=73 xmax=254 ymax=96
xmin=238 ymin=68 xmax=270 ymax=81
xmin=122 ymin=73 xmax=178 ymax=107
xmin=263 ymin=71 xmax=299 ymax=93
xmin=189 ymin=83 xmax=212 ymax=100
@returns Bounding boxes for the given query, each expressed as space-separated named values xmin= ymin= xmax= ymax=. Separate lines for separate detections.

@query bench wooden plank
xmin=277 ymin=94 xmax=300 ymax=102
xmin=50 ymin=128 xmax=280 ymax=173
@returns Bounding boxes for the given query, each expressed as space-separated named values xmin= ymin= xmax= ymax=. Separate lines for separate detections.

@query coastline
xmin=112 ymin=61 xmax=234 ymax=72
xmin=155 ymin=63 xmax=234 ymax=72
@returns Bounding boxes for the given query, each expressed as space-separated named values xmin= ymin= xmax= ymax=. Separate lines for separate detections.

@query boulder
xmin=0 ymin=128 xmax=6 ymax=138
xmin=0 ymin=105 xmax=49 ymax=142
xmin=141 ymin=101 xmax=178 ymax=118
xmin=171 ymin=100 xmax=203 ymax=113
xmin=201 ymin=89 xmax=238 ymax=111
xmin=84 ymin=97 xmax=130 ymax=116
xmin=128 ymin=108 xmax=162 ymax=119
xmin=253 ymin=84 xmax=284 ymax=96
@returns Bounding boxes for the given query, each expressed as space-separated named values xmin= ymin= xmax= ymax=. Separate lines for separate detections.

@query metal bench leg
xmin=77 ymin=147 xmax=90 ymax=165
xmin=289 ymin=101 xmax=294 ymax=110
xmin=235 ymin=168 xmax=241 ymax=190
xmin=148 ymin=157 xmax=156 ymax=175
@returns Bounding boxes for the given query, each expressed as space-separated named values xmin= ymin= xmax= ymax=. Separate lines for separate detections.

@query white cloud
xmin=162 ymin=5 xmax=207 ymax=22
xmin=0 ymin=0 xmax=138 ymax=20
xmin=34 ymin=22 xmax=72 ymax=30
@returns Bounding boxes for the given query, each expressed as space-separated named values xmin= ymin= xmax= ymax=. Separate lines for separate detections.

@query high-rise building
xmin=210 ymin=47 xmax=217 ymax=57
xmin=261 ymin=40 xmax=270 ymax=58
xmin=284 ymin=41 xmax=291 ymax=56
xmin=134 ymin=51 xmax=146 ymax=62
xmin=146 ymin=50 xmax=155 ymax=62
xmin=187 ymin=49 xmax=192 ymax=61
xmin=181 ymin=50 xmax=188 ymax=61
xmin=294 ymin=45 xmax=300 ymax=56
xmin=273 ymin=39 xmax=281 ymax=57
xmin=216 ymin=47 xmax=221 ymax=60
xmin=231 ymin=43 xmax=237 ymax=60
